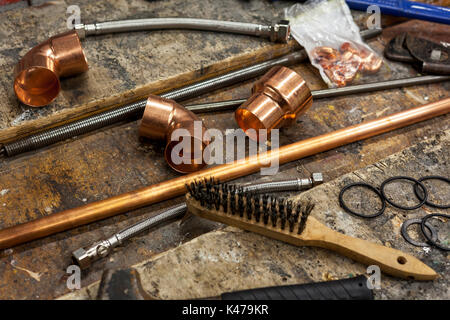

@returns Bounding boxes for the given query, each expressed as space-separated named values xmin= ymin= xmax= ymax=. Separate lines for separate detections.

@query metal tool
xmin=0 ymin=97 xmax=448 ymax=250
xmin=385 ymin=33 xmax=450 ymax=75
xmin=73 ymin=173 xmax=324 ymax=269
xmin=346 ymin=0 xmax=450 ymax=25
xmin=96 ymin=269 xmax=373 ymax=300
xmin=3 ymin=73 xmax=449 ymax=159
xmin=1 ymin=28 xmax=382 ymax=158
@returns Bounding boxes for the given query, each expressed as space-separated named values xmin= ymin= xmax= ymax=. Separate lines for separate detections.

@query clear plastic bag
xmin=284 ymin=0 xmax=383 ymax=87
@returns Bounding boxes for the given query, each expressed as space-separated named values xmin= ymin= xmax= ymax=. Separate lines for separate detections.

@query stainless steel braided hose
xmin=74 ymin=18 xmax=290 ymax=43
xmin=72 ymin=173 xmax=323 ymax=269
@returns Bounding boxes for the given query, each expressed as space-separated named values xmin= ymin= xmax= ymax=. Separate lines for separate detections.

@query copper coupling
xmin=139 ymin=95 xmax=209 ymax=173
xmin=14 ymin=30 xmax=88 ymax=107
xmin=235 ymin=66 xmax=312 ymax=140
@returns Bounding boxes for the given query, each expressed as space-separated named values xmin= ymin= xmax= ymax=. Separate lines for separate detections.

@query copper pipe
xmin=14 ymin=30 xmax=88 ymax=107
xmin=139 ymin=95 xmax=209 ymax=173
xmin=0 ymin=97 xmax=448 ymax=249
xmin=235 ymin=66 xmax=312 ymax=140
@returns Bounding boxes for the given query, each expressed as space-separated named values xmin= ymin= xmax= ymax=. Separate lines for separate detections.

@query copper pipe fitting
xmin=340 ymin=42 xmax=382 ymax=74
xmin=13 ymin=18 xmax=289 ymax=107
xmin=14 ymin=30 xmax=88 ymax=107
xmin=0 ymin=97 xmax=448 ymax=250
xmin=235 ymin=66 xmax=313 ymax=140
xmin=139 ymin=95 xmax=209 ymax=173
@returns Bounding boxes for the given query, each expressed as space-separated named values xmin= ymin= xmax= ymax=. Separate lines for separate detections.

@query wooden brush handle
xmin=303 ymin=217 xmax=437 ymax=281
xmin=185 ymin=196 xmax=437 ymax=281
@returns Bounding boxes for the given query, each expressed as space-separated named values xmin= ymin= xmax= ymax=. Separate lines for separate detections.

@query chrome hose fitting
xmin=242 ymin=172 xmax=323 ymax=193
xmin=270 ymin=20 xmax=290 ymax=43
xmin=72 ymin=238 xmax=118 ymax=270
xmin=72 ymin=203 xmax=187 ymax=269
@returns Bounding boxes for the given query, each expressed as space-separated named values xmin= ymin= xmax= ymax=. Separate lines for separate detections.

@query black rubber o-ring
xmin=339 ymin=182 xmax=386 ymax=218
xmin=413 ymin=176 xmax=450 ymax=209
xmin=401 ymin=218 xmax=438 ymax=247
xmin=380 ymin=176 xmax=428 ymax=211
xmin=421 ymin=213 xmax=450 ymax=251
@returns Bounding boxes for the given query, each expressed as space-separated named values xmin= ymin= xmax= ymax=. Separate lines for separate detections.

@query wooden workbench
xmin=0 ymin=0 xmax=448 ymax=299
xmin=60 ymin=131 xmax=450 ymax=300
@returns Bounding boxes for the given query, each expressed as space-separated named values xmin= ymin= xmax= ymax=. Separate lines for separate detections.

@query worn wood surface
xmin=0 ymin=1 xmax=449 ymax=300
xmin=0 ymin=0 xmax=406 ymax=143
xmin=60 ymin=131 xmax=450 ymax=300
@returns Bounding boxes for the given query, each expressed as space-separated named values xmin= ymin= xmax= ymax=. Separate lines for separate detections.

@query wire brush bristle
xmin=186 ymin=179 xmax=314 ymax=235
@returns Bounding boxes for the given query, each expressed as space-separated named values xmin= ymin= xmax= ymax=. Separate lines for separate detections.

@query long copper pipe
xmin=0 ymin=97 xmax=448 ymax=249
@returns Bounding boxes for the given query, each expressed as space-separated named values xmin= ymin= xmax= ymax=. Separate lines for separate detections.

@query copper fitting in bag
xmin=139 ymin=95 xmax=209 ymax=173
xmin=235 ymin=66 xmax=313 ymax=140
xmin=13 ymin=30 xmax=88 ymax=107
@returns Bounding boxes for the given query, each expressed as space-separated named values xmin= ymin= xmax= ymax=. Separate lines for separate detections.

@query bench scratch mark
xmin=11 ymin=261 xmax=42 ymax=282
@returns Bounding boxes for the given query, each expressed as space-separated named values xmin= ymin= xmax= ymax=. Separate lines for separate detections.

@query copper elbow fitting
xmin=139 ymin=95 xmax=209 ymax=173
xmin=14 ymin=30 xmax=88 ymax=107
xmin=235 ymin=66 xmax=312 ymax=140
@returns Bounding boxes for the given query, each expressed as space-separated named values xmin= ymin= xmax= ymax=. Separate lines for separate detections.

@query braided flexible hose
xmin=72 ymin=174 xmax=322 ymax=269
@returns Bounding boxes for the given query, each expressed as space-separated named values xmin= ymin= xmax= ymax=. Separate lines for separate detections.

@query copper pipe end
xmin=139 ymin=95 xmax=209 ymax=173
xmin=235 ymin=66 xmax=313 ymax=140
xmin=14 ymin=30 xmax=89 ymax=107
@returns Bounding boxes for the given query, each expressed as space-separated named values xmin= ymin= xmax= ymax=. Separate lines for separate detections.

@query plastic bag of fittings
xmin=284 ymin=0 xmax=383 ymax=87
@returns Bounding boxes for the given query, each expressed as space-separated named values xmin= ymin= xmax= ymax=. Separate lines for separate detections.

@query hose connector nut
xmin=73 ymin=23 xmax=86 ymax=39
xmin=235 ymin=66 xmax=313 ymax=140
xmin=270 ymin=20 xmax=290 ymax=43
xmin=312 ymin=172 xmax=324 ymax=187
xmin=72 ymin=240 xmax=112 ymax=269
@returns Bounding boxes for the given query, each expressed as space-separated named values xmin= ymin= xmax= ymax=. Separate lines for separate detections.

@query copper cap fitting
xmin=235 ymin=66 xmax=312 ymax=140
xmin=139 ymin=95 xmax=209 ymax=173
xmin=14 ymin=30 xmax=88 ymax=107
